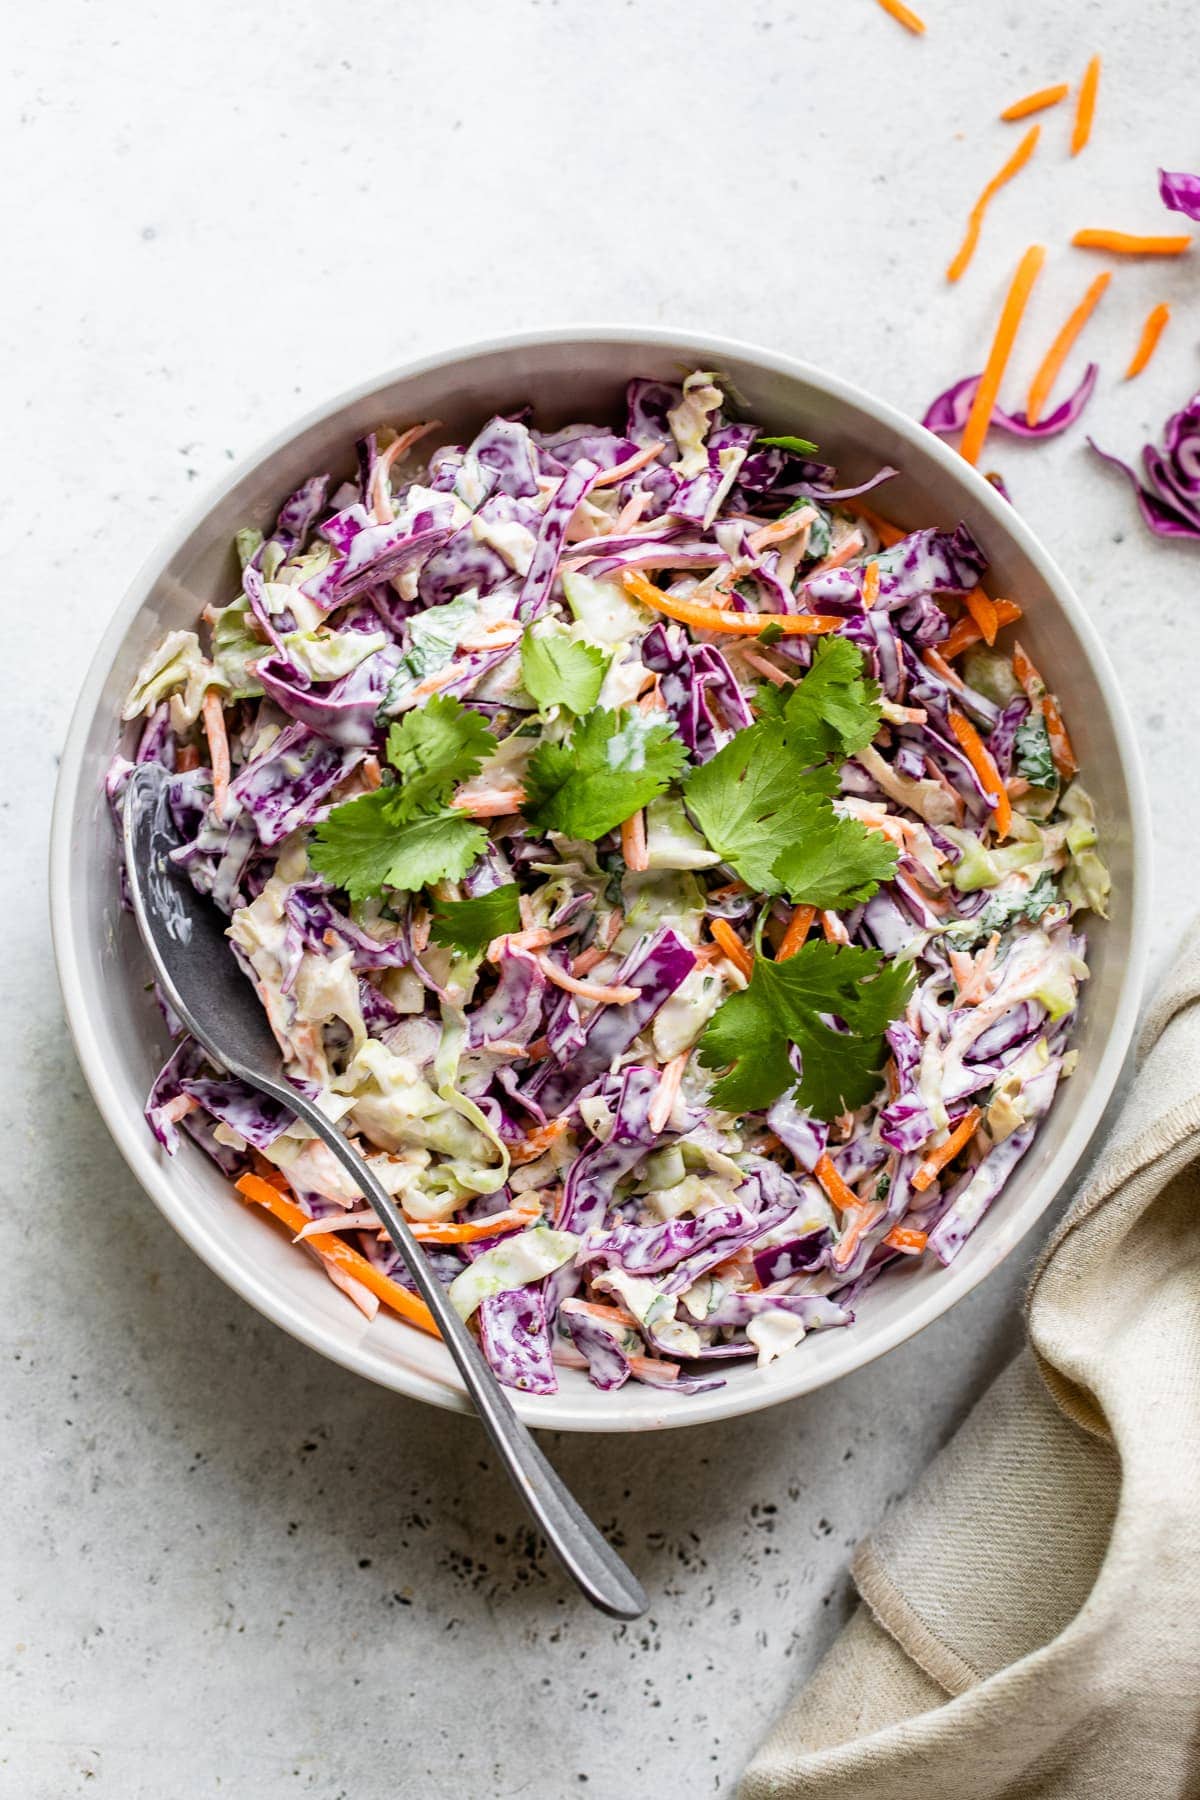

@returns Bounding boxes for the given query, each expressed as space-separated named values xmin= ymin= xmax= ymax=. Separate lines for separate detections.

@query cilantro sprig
xmin=684 ymin=639 xmax=898 ymax=905
xmin=523 ymin=708 xmax=687 ymax=841
xmin=310 ymin=694 xmax=494 ymax=900
xmin=684 ymin=721 xmax=839 ymax=892
xmin=698 ymin=940 xmax=914 ymax=1121
xmin=384 ymin=697 xmax=497 ymax=817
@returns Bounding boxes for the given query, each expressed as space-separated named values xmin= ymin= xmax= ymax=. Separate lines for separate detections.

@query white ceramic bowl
xmin=50 ymin=327 xmax=1151 ymax=1431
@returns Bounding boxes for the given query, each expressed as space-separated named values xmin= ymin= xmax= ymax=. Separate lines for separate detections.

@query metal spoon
xmin=123 ymin=763 xmax=646 ymax=1620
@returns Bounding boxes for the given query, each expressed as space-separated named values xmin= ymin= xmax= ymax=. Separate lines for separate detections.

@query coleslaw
xmin=108 ymin=371 xmax=1109 ymax=1399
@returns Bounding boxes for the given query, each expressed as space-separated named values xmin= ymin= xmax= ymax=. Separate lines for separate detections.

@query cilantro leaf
xmin=682 ymin=719 xmax=837 ymax=892
xmin=385 ymin=694 xmax=497 ymax=817
xmin=752 ymin=680 xmax=790 ymax=721
xmin=310 ymin=792 xmax=486 ymax=901
xmin=758 ymin=433 xmax=819 ymax=457
xmin=523 ymin=708 xmax=687 ymax=840
xmin=780 ymin=636 xmax=882 ymax=762
xmin=698 ymin=942 xmax=915 ymax=1120
xmin=520 ymin=626 xmax=609 ymax=715
xmin=771 ymin=798 xmax=899 ymax=908
xmin=431 ymin=882 xmax=522 ymax=954
xmin=1013 ymin=711 xmax=1057 ymax=789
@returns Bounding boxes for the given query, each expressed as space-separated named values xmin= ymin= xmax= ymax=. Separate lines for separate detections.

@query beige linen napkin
xmin=742 ymin=924 xmax=1200 ymax=1800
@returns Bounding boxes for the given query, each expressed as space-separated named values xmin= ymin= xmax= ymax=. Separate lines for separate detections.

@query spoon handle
xmin=262 ymin=1077 xmax=647 ymax=1620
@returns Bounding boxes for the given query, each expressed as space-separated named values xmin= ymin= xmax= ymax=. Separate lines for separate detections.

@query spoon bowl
xmin=122 ymin=762 xmax=647 ymax=1620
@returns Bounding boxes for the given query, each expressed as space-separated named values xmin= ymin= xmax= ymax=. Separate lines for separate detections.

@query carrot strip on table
xmin=912 ymin=1108 xmax=982 ymax=1193
xmin=963 ymin=587 xmax=1000 ymax=646
xmin=941 ymin=599 xmax=1023 ymax=659
xmin=948 ymin=709 xmax=1012 ymax=836
xmin=946 ymin=126 xmax=1040 ymax=284
xmin=1070 ymin=54 xmax=1101 ymax=156
xmin=1000 ymin=82 xmax=1069 ymax=122
xmin=1072 ymin=230 xmax=1191 ymax=256
xmin=874 ymin=0 xmax=926 ymax=32
xmin=814 ymin=1153 xmax=861 ymax=1215
xmin=1024 ymin=272 xmax=1111 ymax=425
xmin=709 ymin=917 xmax=753 ymax=980
xmin=622 ymin=569 xmax=839 ymax=636
xmin=959 ymin=245 xmax=1047 ymax=465
xmin=1125 ymin=303 xmax=1171 ymax=380
xmin=235 ymin=1174 xmax=440 ymax=1337
xmin=777 ymin=905 xmax=816 ymax=960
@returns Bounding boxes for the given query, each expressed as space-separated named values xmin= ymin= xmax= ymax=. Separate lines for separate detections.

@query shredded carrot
xmin=820 ymin=910 xmax=849 ymax=944
xmin=777 ymin=905 xmax=815 ymax=961
xmin=590 ymin=441 xmax=667 ymax=489
xmin=201 ymin=689 xmax=231 ymax=818
xmin=940 ymin=599 xmax=1023 ymax=659
xmin=235 ymin=1174 xmax=440 ymax=1336
xmin=883 ymin=1225 xmax=928 ymax=1254
xmin=1012 ymin=642 xmax=1079 ymax=777
xmin=922 ymin=646 xmax=966 ymax=690
xmin=1024 ymin=271 xmax=1111 ymax=425
xmin=534 ymin=956 xmax=640 ymax=1006
xmin=1072 ymin=229 xmax=1191 ymax=257
xmin=649 ymin=1052 xmax=690 ymax=1134
xmin=360 ymin=755 xmax=383 ymax=791
xmin=1125 ymin=303 xmax=1171 ymax=380
xmin=175 ymin=743 xmax=201 ymax=773
xmin=621 ymin=808 xmax=649 ymax=872
xmin=912 ymin=1108 xmax=982 ymax=1193
xmin=1041 ymin=694 xmax=1079 ymax=779
xmin=709 ymin=917 xmax=753 ymax=980
xmin=451 ymin=786 xmax=526 ymax=818
xmin=741 ymin=648 xmax=793 ymax=687
xmin=510 ymin=1116 xmax=568 ymax=1165
xmin=414 ymin=1202 xmax=541 ymax=1245
xmin=946 ymin=126 xmax=1040 ymax=285
xmin=853 ymin=504 xmax=906 ymax=548
xmin=963 ymin=588 xmax=1000 ymax=647
xmin=561 ymin=1298 xmax=640 ymax=1330
xmin=832 ymin=1202 xmax=887 ymax=1271
xmin=369 ymin=420 xmax=442 ymax=522
xmin=814 ymin=1152 xmax=861 ymax=1215
xmin=621 ymin=569 xmax=839 ymax=637
xmin=862 ymin=561 xmax=881 ymax=608
xmin=1070 ymin=54 xmax=1100 ymax=157
xmin=874 ymin=0 xmax=925 ymax=33
xmin=804 ymin=531 xmax=866 ymax=579
xmin=948 ymin=708 xmax=1011 ymax=837
xmin=1000 ymin=82 xmax=1069 ymax=122
xmin=959 ymin=245 xmax=1046 ymax=465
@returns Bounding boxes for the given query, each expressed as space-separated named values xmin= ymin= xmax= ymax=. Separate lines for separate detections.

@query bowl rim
xmin=50 ymin=323 xmax=1152 ymax=1432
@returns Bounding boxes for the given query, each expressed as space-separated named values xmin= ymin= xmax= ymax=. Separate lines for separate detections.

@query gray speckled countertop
xmin=5 ymin=2 xmax=1197 ymax=1793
